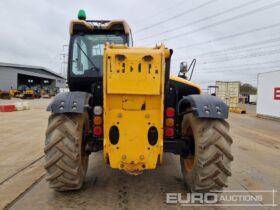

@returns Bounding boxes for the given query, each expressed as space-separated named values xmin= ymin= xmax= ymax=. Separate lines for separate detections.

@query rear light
xmin=165 ymin=128 xmax=174 ymax=137
xmin=93 ymin=106 xmax=103 ymax=137
xmin=93 ymin=126 xmax=103 ymax=136
xmin=165 ymin=118 xmax=174 ymax=127
xmin=93 ymin=116 xmax=102 ymax=125
xmin=93 ymin=106 xmax=103 ymax=115
xmin=166 ymin=107 xmax=175 ymax=117
xmin=165 ymin=107 xmax=175 ymax=138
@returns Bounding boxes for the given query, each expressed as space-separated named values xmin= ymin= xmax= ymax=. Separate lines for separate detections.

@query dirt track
xmin=0 ymin=99 xmax=279 ymax=210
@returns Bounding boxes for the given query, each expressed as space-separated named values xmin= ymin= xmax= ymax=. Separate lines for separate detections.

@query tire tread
xmin=180 ymin=114 xmax=233 ymax=193
xmin=44 ymin=113 xmax=88 ymax=191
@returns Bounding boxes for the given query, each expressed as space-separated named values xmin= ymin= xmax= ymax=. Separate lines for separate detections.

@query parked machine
xmin=41 ymin=89 xmax=51 ymax=98
xmin=0 ymin=91 xmax=11 ymax=99
xmin=207 ymin=85 xmax=219 ymax=96
xmin=45 ymin=10 xmax=233 ymax=193
xmin=21 ymin=89 xmax=35 ymax=99
xmin=9 ymin=89 xmax=21 ymax=98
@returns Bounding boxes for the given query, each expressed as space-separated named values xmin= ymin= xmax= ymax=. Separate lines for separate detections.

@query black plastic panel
xmin=47 ymin=91 xmax=92 ymax=113
xmin=148 ymin=126 xmax=158 ymax=146
xmin=178 ymin=94 xmax=229 ymax=119
xmin=109 ymin=125 xmax=119 ymax=145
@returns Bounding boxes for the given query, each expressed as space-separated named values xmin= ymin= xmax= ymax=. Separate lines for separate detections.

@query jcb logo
xmin=274 ymin=88 xmax=280 ymax=100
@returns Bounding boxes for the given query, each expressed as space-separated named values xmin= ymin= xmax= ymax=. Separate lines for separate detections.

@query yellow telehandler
xmin=45 ymin=10 xmax=233 ymax=193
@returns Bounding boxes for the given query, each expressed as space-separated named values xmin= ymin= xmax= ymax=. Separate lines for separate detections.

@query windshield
xmin=70 ymin=34 xmax=127 ymax=77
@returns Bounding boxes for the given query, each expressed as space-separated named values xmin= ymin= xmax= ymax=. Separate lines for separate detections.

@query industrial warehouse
xmin=0 ymin=1 xmax=280 ymax=210
xmin=0 ymin=62 xmax=66 ymax=93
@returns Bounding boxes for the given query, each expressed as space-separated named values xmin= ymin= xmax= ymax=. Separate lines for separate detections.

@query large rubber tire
xmin=44 ymin=113 xmax=89 ymax=191
xmin=180 ymin=113 xmax=233 ymax=193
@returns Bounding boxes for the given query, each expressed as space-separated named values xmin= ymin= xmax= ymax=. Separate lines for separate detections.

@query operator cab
xmin=68 ymin=10 xmax=133 ymax=91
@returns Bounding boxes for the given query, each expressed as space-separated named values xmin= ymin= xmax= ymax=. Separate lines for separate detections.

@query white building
xmin=257 ymin=70 xmax=280 ymax=120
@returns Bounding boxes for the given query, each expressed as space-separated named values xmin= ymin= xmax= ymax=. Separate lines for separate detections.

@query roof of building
xmin=0 ymin=62 xmax=66 ymax=80
xmin=257 ymin=70 xmax=280 ymax=75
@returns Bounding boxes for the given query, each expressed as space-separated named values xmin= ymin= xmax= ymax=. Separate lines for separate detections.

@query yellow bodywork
xmin=18 ymin=89 xmax=34 ymax=98
xmin=9 ymin=89 xmax=20 ymax=97
xmin=169 ymin=74 xmax=202 ymax=94
xmin=103 ymin=44 xmax=171 ymax=175
xmin=229 ymin=96 xmax=246 ymax=114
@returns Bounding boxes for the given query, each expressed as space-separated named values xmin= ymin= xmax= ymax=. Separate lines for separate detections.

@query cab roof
xmin=70 ymin=20 xmax=131 ymax=35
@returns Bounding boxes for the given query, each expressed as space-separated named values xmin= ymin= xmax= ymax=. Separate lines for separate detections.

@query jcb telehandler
xmin=45 ymin=10 xmax=233 ymax=193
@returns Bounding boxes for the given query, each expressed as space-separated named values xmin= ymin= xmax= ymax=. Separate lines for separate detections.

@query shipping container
xmin=257 ymin=70 xmax=280 ymax=119
xmin=216 ymin=81 xmax=240 ymax=108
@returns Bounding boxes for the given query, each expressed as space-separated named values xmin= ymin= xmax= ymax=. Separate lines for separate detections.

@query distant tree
xmin=240 ymin=83 xmax=257 ymax=94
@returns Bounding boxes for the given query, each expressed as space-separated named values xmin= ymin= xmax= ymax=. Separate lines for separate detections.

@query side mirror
xmin=180 ymin=62 xmax=188 ymax=73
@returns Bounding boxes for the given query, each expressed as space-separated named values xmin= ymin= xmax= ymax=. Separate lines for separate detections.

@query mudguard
xmin=177 ymin=94 xmax=229 ymax=119
xmin=47 ymin=91 xmax=92 ymax=113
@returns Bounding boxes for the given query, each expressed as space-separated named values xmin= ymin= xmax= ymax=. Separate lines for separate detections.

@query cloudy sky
xmin=0 ymin=0 xmax=279 ymax=89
